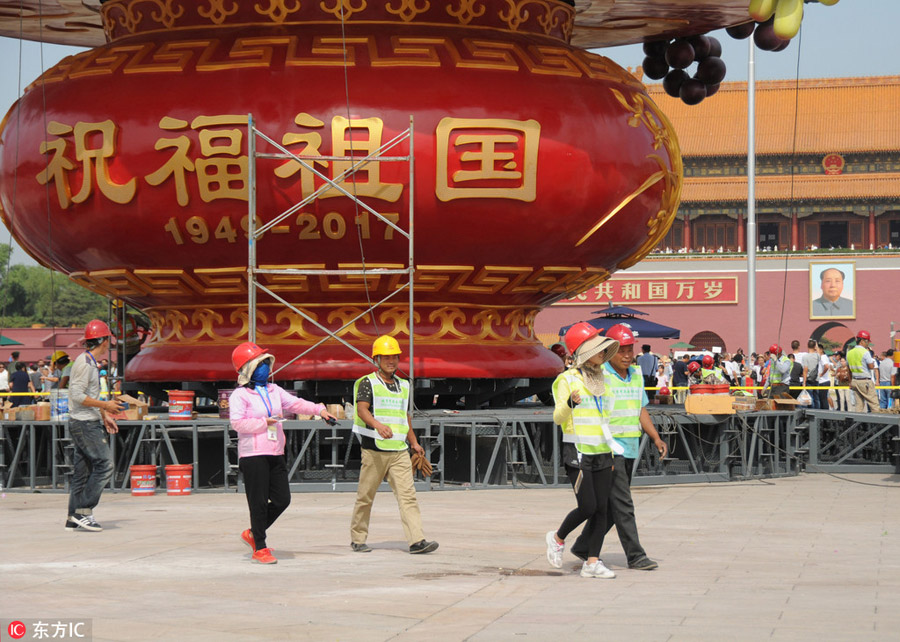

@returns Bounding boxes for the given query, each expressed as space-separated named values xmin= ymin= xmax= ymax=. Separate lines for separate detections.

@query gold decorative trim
xmin=34 ymin=36 xmax=640 ymax=87
xmin=70 ymin=264 xmax=607 ymax=303
xmin=446 ymin=0 xmax=486 ymax=25
xmin=386 ymin=0 xmax=431 ymax=23
xmin=603 ymin=87 xmax=683 ymax=268
xmin=197 ymin=0 xmax=240 ymax=25
xmin=101 ymin=0 xmax=574 ymax=44
xmin=255 ymin=0 xmax=303 ymax=23
xmin=319 ymin=0 xmax=369 ymax=21
xmin=140 ymin=302 xmax=542 ymax=347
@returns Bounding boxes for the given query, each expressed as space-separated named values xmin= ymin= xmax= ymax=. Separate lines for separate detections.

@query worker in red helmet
xmin=569 ymin=323 xmax=668 ymax=572
xmin=765 ymin=343 xmax=791 ymax=398
xmin=846 ymin=331 xmax=882 ymax=413
xmin=546 ymin=322 xmax=620 ymax=579
xmin=64 ymin=319 xmax=124 ymax=532
xmin=700 ymin=353 xmax=726 ymax=385
xmin=229 ymin=342 xmax=337 ymax=564
xmin=686 ymin=359 xmax=702 ymax=385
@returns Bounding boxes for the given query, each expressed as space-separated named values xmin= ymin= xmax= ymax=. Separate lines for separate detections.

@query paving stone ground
xmin=1 ymin=473 xmax=898 ymax=641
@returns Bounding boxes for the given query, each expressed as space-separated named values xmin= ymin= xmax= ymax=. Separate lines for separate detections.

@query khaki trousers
xmin=850 ymin=379 xmax=881 ymax=413
xmin=350 ymin=448 xmax=425 ymax=546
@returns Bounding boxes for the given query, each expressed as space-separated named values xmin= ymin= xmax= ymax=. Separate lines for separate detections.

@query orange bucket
xmin=165 ymin=464 xmax=193 ymax=496
xmin=129 ymin=464 xmax=157 ymax=496
xmin=168 ymin=390 xmax=195 ymax=420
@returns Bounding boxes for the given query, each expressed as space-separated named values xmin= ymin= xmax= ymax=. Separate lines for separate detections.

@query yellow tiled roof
xmin=647 ymin=76 xmax=900 ymax=156
xmin=683 ymin=172 xmax=900 ymax=202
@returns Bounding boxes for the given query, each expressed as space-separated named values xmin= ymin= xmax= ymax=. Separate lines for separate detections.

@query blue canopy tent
xmin=558 ymin=305 xmax=680 ymax=339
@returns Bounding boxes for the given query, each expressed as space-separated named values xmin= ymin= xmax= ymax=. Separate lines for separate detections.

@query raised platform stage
xmin=2 ymin=407 xmax=898 ymax=492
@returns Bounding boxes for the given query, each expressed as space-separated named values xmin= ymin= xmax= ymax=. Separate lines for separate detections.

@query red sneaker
xmin=251 ymin=548 xmax=277 ymax=564
xmin=241 ymin=529 xmax=256 ymax=553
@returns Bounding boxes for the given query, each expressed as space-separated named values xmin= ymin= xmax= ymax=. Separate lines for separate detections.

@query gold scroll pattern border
xmin=69 ymin=264 xmax=610 ymax=305
xmin=610 ymin=88 xmax=683 ymax=270
xmin=34 ymin=35 xmax=645 ymax=91
xmin=101 ymin=0 xmax=575 ymax=43
xmin=139 ymin=303 xmax=541 ymax=347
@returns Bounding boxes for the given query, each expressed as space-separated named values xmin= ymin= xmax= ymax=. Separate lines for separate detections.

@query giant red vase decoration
xmin=0 ymin=0 xmax=682 ymax=382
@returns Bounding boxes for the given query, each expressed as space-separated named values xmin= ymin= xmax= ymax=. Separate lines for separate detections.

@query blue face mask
xmin=251 ymin=361 xmax=270 ymax=386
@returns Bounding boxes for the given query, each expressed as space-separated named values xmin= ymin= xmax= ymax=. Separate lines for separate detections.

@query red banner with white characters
xmin=557 ymin=276 xmax=739 ymax=305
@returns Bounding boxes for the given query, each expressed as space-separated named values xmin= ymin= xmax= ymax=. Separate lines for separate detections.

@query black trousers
xmin=557 ymin=463 xmax=613 ymax=559
xmin=240 ymin=454 xmax=291 ymax=550
xmin=572 ymin=456 xmax=647 ymax=564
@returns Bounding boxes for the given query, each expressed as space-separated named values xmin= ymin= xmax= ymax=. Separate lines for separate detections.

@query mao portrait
xmin=809 ymin=261 xmax=855 ymax=319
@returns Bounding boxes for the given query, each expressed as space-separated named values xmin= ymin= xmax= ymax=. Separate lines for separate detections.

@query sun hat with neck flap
xmin=564 ymin=322 xmax=619 ymax=369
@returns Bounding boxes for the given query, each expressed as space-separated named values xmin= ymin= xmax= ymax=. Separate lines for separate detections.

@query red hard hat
xmin=82 ymin=319 xmax=112 ymax=342
xmin=605 ymin=323 xmax=635 ymax=346
xmin=856 ymin=330 xmax=871 ymax=341
xmin=659 ymin=386 xmax=671 ymax=396
xmin=702 ymin=354 xmax=714 ymax=368
xmin=687 ymin=361 xmax=700 ymax=374
xmin=769 ymin=343 xmax=782 ymax=356
xmin=564 ymin=322 xmax=600 ymax=355
xmin=232 ymin=342 xmax=267 ymax=372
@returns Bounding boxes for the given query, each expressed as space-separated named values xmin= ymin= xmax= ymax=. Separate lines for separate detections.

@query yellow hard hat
xmin=51 ymin=350 xmax=69 ymax=363
xmin=372 ymin=335 xmax=402 ymax=357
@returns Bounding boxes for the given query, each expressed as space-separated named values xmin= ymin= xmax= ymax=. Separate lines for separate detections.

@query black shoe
xmin=409 ymin=539 xmax=439 ymax=554
xmin=628 ymin=557 xmax=658 ymax=570
xmin=67 ymin=514 xmax=102 ymax=532
xmin=351 ymin=542 xmax=372 ymax=553
xmin=570 ymin=548 xmax=588 ymax=562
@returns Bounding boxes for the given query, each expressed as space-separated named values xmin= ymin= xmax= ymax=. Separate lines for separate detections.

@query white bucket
xmin=50 ymin=389 xmax=69 ymax=421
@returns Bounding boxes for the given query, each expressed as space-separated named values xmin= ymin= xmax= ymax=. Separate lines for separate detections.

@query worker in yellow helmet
xmin=41 ymin=350 xmax=71 ymax=389
xmin=349 ymin=335 xmax=438 ymax=555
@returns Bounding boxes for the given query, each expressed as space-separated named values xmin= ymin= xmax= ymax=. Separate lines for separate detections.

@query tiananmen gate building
xmin=537 ymin=75 xmax=900 ymax=355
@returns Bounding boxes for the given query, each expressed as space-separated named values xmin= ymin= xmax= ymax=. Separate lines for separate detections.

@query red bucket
xmin=129 ymin=464 xmax=157 ymax=496
xmin=713 ymin=384 xmax=731 ymax=395
xmin=165 ymin=464 xmax=193 ymax=496
xmin=690 ymin=384 xmax=713 ymax=395
xmin=168 ymin=390 xmax=195 ymax=420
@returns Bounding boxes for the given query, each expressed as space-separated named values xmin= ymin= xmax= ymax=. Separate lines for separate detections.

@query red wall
xmin=536 ymin=254 xmax=900 ymax=355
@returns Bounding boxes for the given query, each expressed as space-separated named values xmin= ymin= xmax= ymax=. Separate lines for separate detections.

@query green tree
xmin=0 ymin=245 xmax=108 ymax=326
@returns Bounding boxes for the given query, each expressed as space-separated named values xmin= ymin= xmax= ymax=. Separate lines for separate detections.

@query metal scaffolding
xmin=245 ymin=115 xmax=416 ymax=384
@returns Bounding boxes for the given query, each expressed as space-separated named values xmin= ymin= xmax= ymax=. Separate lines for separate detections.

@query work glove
xmin=410 ymin=451 xmax=433 ymax=477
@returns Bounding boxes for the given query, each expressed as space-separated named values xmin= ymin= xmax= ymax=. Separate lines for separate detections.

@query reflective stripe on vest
xmin=606 ymin=365 xmax=643 ymax=439
xmin=551 ymin=371 xmax=613 ymax=455
xmin=352 ymin=373 xmax=410 ymax=451
xmin=770 ymin=356 xmax=789 ymax=384
xmin=847 ymin=346 xmax=868 ymax=379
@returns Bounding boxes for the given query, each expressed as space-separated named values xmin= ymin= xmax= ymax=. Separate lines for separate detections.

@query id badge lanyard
xmin=256 ymin=385 xmax=278 ymax=441
xmin=593 ymin=391 xmax=625 ymax=456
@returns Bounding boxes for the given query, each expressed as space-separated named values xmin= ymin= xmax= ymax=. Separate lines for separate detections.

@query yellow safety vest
xmin=352 ymin=373 xmax=410 ymax=451
xmin=606 ymin=364 xmax=644 ymax=439
xmin=847 ymin=345 xmax=869 ymax=379
xmin=770 ymin=355 xmax=790 ymax=384
xmin=552 ymin=370 xmax=613 ymax=456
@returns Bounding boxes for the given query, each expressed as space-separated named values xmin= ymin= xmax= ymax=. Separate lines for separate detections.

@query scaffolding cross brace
xmin=245 ymin=114 xmax=416 ymax=387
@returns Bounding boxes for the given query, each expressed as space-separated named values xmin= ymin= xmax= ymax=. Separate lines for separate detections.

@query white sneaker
xmin=545 ymin=531 xmax=564 ymax=568
xmin=580 ymin=559 xmax=616 ymax=579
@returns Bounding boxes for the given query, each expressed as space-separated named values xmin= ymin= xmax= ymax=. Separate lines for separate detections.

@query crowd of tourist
xmin=0 ymin=350 xmax=115 ymax=406
xmin=651 ymin=336 xmax=898 ymax=413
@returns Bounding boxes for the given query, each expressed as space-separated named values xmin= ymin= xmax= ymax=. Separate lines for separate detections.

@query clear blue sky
xmin=2 ymin=0 xmax=899 ymax=265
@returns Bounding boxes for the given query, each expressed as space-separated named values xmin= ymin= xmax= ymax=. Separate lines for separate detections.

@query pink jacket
xmin=229 ymin=385 xmax=326 ymax=458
